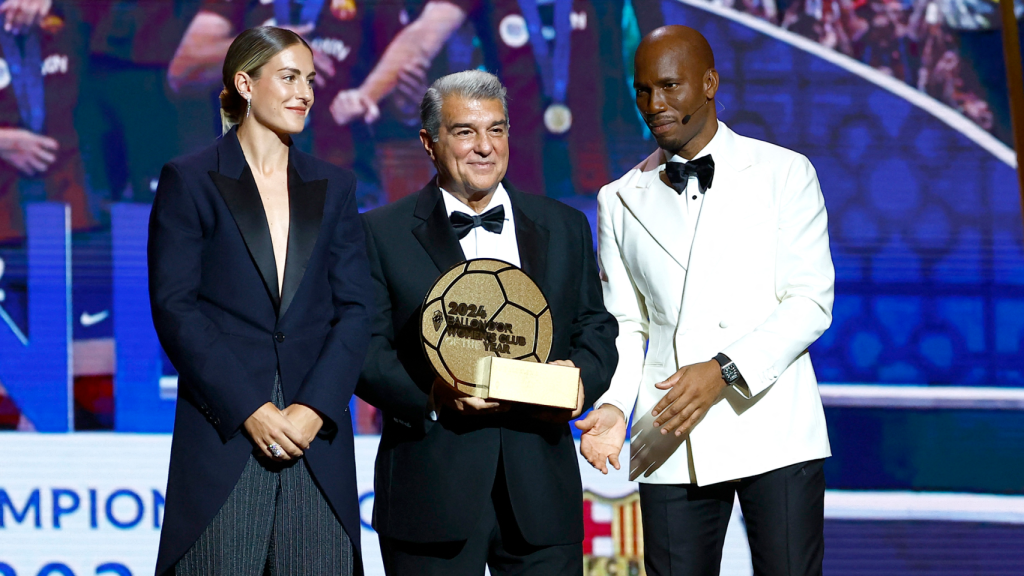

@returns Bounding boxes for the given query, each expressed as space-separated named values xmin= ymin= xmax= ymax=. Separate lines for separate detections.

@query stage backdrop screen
xmin=1 ymin=1 xmax=1023 ymax=574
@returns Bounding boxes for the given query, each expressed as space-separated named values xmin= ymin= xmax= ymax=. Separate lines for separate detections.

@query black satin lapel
xmin=513 ymin=205 xmax=548 ymax=288
xmin=210 ymin=169 xmax=280 ymax=312
xmin=412 ymin=188 xmax=466 ymax=273
xmin=280 ymin=170 xmax=327 ymax=319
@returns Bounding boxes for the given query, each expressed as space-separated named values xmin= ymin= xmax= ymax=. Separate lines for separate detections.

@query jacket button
xmin=275 ymin=332 xmax=286 ymax=343
xmin=719 ymin=321 xmax=729 ymax=329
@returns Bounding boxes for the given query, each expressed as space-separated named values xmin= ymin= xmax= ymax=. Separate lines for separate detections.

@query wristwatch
xmin=713 ymin=353 xmax=741 ymax=386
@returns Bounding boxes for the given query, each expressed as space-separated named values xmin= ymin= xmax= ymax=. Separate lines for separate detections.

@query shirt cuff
xmin=595 ymin=400 xmax=630 ymax=422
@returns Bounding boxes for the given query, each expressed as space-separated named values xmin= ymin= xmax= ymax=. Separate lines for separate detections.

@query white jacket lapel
xmin=676 ymin=123 xmax=755 ymax=326
xmin=617 ymin=150 xmax=692 ymax=270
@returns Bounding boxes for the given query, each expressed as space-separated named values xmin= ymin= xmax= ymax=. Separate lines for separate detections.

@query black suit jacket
xmin=149 ymin=128 xmax=373 ymax=575
xmin=358 ymin=181 xmax=618 ymax=545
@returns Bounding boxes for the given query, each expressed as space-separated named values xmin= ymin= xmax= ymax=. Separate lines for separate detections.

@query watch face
xmin=722 ymin=363 xmax=740 ymax=384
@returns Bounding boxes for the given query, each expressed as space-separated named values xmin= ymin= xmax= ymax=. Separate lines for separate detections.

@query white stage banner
xmin=0 ymin=434 xmax=752 ymax=576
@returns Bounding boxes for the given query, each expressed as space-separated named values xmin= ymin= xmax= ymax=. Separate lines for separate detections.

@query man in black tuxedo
xmin=358 ymin=70 xmax=618 ymax=575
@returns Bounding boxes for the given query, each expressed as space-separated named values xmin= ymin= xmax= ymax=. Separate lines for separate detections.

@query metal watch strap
xmin=714 ymin=352 xmax=740 ymax=385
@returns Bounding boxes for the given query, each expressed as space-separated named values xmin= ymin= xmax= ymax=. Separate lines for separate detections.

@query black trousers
xmin=379 ymin=453 xmax=583 ymax=576
xmin=639 ymin=459 xmax=825 ymax=576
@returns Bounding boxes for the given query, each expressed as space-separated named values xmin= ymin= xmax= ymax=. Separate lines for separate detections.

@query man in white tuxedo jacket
xmin=575 ymin=26 xmax=835 ymax=576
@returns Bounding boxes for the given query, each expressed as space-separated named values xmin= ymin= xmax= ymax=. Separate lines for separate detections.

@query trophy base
xmin=459 ymin=357 xmax=579 ymax=409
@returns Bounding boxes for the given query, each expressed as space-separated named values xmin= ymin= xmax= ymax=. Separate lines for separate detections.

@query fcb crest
xmin=583 ymin=490 xmax=646 ymax=575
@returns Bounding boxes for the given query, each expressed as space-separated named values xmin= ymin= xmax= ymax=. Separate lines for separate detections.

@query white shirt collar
xmin=440 ymin=183 xmax=511 ymax=221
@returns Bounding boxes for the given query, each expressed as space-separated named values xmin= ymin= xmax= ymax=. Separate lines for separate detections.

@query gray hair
xmin=420 ymin=70 xmax=509 ymax=141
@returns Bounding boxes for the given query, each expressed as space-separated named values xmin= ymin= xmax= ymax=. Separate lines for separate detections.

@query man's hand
xmin=650 ymin=359 xmax=727 ymax=437
xmin=431 ymin=378 xmax=508 ymax=415
xmin=281 ymin=403 xmax=324 ymax=448
xmin=552 ymin=359 xmax=586 ymax=420
xmin=0 ymin=128 xmax=57 ymax=176
xmin=528 ymin=359 xmax=584 ymax=423
xmin=330 ymin=89 xmax=380 ymax=126
xmin=242 ymin=402 xmax=307 ymax=460
xmin=575 ymin=404 xmax=627 ymax=474
xmin=0 ymin=0 xmax=50 ymax=33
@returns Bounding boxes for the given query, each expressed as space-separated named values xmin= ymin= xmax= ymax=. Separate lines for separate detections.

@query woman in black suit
xmin=148 ymin=27 xmax=373 ymax=575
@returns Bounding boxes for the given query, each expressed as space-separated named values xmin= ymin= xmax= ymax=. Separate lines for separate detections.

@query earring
xmin=246 ymin=97 xmax=251 ymax=119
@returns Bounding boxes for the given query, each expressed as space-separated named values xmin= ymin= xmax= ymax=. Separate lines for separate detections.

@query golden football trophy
xmin=420 ymin=259 xmax=580 ymax=409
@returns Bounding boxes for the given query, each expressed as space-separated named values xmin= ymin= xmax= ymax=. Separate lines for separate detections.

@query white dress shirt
xmin=441 ymin=183 xmax=521 ymax=267
xmin=660 ymin=127 xmax=724 ymax=272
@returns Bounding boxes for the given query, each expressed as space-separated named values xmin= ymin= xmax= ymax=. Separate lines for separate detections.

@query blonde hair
xmin=219 ymin=26 xmax=311 ymax=133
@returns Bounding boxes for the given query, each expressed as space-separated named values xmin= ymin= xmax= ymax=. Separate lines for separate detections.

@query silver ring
xmin=268 ymin=443 xmax=284 ymax=458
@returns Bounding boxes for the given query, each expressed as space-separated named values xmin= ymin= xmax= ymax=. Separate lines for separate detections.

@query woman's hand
xmin=243 ymin=402 xmax=307 ymax=460
xmin=281 ymin=404 xmax=324 ymax=447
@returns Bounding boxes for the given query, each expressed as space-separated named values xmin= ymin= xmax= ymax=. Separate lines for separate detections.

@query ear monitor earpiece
xmin=681 ymin=99 xmax=710 ymax=124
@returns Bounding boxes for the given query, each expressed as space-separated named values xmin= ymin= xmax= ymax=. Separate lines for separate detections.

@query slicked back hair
xmin=219 ymin=26 xmax=310 ymax=132
xmin=420 ymin=70 xmax=509 ymax=141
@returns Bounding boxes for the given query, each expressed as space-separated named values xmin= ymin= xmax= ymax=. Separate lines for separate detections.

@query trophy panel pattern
xmin=420 ymin=258 xmax=555 ymax=393
xmin=497 ymin=267 xmax=548 ymax=315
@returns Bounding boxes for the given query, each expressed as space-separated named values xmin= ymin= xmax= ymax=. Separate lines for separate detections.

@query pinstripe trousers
xmin=176 ymin=376 xmax=354 ymax=575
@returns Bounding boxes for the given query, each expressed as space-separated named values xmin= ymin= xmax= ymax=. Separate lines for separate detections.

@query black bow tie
xmin=449 ymin=205 xmax=505 ymax=239
xmin=665 ymin=155 xmax=715 ymax=195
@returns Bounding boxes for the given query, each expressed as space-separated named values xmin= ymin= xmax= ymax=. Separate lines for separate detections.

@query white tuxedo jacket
xmin=596 ymin=122 xmax=835 ymax=486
